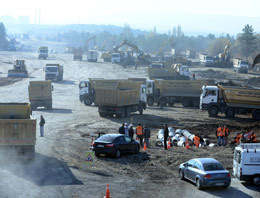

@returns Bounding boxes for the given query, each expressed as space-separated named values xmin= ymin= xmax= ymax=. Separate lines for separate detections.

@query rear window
xmin=203 ymin=163 xmax=225 ymax=171
xmin=97 ymin=135 xmax=117 ymax=142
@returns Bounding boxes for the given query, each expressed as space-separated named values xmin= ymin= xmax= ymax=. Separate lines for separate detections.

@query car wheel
xmin=179 ymin=169 xmax=184 ymax=180
xmin=253 ymin=175 xmax=260 ymax=186
xmin=196 ymin=179 xmax=202 ymax=190
xmin=115 ymin=149 xmax=121 ymax=158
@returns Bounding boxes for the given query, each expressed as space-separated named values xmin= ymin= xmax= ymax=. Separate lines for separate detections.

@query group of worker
xmin=231 ymin=131 xmax=257 ymax=144
xmin=118 ymin=123 xmax=151 ymax=147
xmin=215 ymin=125 xmax=229 ymax=146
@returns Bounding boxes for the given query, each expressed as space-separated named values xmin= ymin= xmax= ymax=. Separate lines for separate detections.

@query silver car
xmin=179 ymin=158 xmax=231 ymax=189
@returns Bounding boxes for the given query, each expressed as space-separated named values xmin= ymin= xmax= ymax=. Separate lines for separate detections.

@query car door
xmin=124 ymin=136 xmax=134 ymax=153
xmin=185 ymin=160 xmax=195 ymax=180
xmin=189 ymin=162 xmax=202 ymax=182
xmin=117 ymin=136 xmax=127 ymax=154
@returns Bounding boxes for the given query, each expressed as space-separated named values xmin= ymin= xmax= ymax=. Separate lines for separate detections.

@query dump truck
xmin=87 ymin=50 xmax=98 ymax=62
xmin=199 ymin=53 xmax=214 ymax=66
xmin=146 ymin=80 xmax=214 ymax=107
xmin=28 ymin=81 xmax=52 ymax=110
xmin=94 ymin=81 xmax=147 ymax=118
xmin=7 ymin=60 xmax=28 ymax=78
xmin=147 ymin=63 xmax=190 ymax=80
xmin=233 ymin=58 xmax=249 ymax=73
xmin=44 ymin=64 xmax=63 ymax=81
xmin=38 ymin=46 xmax=49 ymax=59
xmin=0 ymin=103 xmax=36 ymax=160
xmin=79 ymin=78 xmax=146 ymax=106
xmin=73 ymin=48 xmax=83 ymax=61
xmin=200 ymin=85 xmax=260 ymax=120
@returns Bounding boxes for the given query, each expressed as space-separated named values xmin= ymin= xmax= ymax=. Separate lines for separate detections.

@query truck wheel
xmin=225 ymin=107 xmax=235 ymax=118
xmin=253 ymin=175 xmax=260 ymax=186
xmin=192 ymin=99 xmax=200 ymax=107
xmin=181 ymin=98 xmax=191 ymax=107
xmin=252 ymin=110 xmax=260 ymax=121
xmin=84 ymin=98 xmax=92 ymax=106
xmin=147 ymin=97 xmax=154 ymax=106
xmin=208 ymin=106 xmax=219 ymax=117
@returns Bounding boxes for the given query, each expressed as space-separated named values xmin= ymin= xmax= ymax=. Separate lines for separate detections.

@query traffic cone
xmin=104 ymin=184 xmax=111 ymax=198
xmin=167 ymin=139 xmax=171 ymax=149
xmin=144 ymin=142 xmax=147 ymax=151
xmin=185 ymin=139 xmax=190 ymax=149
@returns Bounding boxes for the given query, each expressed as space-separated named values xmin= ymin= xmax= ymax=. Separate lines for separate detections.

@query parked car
xmin=179 ymin=158 xmax=231 ymax=189
xmin=92 ymin=134 xmax=140 ymax=158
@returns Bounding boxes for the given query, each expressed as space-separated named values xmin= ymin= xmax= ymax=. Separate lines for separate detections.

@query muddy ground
xmin=0 ymin=48 xmax=259 ymax=198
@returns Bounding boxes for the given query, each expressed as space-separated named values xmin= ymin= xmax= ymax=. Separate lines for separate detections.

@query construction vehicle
xmin=146 ymin=80 xmax=214 ymax=107
xmin=87 ymin=50 xmax=98 ymax=62
xmin=95 ymin=81 xmax=147 ymax=118
xmin=38 ymin=46 xmax=49 ymax=59
xmin=233 ymin=58 xmax=249 ymax=73
xmin=213 ymin=44 xmax=233 ymax=68
xmin=186 ymin=49 xmax=196 ymax=59
xmin=44 ymin=64 xmax=63 ymax=81
xmin=147 ymin=63 xmax=190 ymax=80
xmin=101 ymin=52 xmax=111 ymax=62
xmin=252 ymin=53 xmax=260 ymax=72
xmin=233 ymin=143 xmax=260 ymax=186
xmin=111 ymin=52 xmax=121 ymax=63
xmin=200 ymin=85 xmax=260 ymax=120
xmin=7 ymin=60 xmax=28 ymax=78
xmin=73 ymin=48 xmax=83 ymax=61
xmin=0 ymin=103 xmax=36 ymax=160
xmin=28 ymin=81 xmax=53 ymax=110
xmin=199 ymin=53 xmax=214 ymax=66
xmin=85 ymin=35 xmax=96 ymax=51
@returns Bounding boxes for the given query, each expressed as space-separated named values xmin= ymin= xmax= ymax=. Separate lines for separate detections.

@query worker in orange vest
xmin=135 ymin=123 xmax=143 ymax=147
xmin=193 ymin=135 xmax=200 ymax=147
xmin=216 ymin=125 xmax=225 ymax=146
xmin=231 ymin=133 xmax=242 ymax=144
xmin=223 ymin=125 xmax=229 ymax=146
xmin=250 ymin=132 xmax=257 ymax=143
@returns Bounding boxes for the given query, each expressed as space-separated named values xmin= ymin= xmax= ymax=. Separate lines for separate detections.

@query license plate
xmin=97 ymin=145 xmax=104 ymax=148
xmin=215 ymin=183 xmax=224 ymax=186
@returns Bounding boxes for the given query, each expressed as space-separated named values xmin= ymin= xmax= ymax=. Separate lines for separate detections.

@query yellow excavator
xmin=8 ymin=60 xmax=28 ymax=78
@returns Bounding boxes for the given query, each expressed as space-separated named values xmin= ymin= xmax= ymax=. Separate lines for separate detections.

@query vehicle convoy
xmin=28 ymin=81 xmax=52 ymax=110
xmin=94 ymin=80 xmax=147 ymax=118
xmin=0 ymin=103 xmax=36 ymax=160
xmin=44 ymin=64 xmax=63 ymax=81
xmin=179 ymin=158 xmax=231 ymax=189
xmin=147 ymin=63 xmax=190 ymax=80
xmin=73 ymin=48 xmax=83 ymax=61
xmin=92 ymin=134 xmax=140 ymax=158
xmin=146 ymin=80 xmax=214 ymax=107
xmin=87 ymin=50 xmax=98 ymax=62
xmin=38 ymin=46 xmax=49 ymax=59
xmin=200 ymin=85 xmax=260 ymax=120
xmin=199 ymin=53 xmax=214 ymax=67
xmin=7 ymin=60 xmax=28 ymax=78
xmin=233 ymin=58 xmax=249 ymax=73
xmin=233 ymin=143 xmax=260 ymax=186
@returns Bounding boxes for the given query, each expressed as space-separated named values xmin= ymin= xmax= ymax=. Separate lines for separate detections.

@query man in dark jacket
xmin=118 ymin=123 xmax=125 ymax=134
xmin=39 ymin=115 xmax=45 ymax=137
xmin=143 ymin=125 xmax=151 ymax=147
xmin=128 ymin=124 xmax=134 ymax=139
xmin=164 ymin=124 xmax=169 ymax=150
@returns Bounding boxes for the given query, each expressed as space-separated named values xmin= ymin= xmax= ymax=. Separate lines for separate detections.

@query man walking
xmin=136 ymin=123 xmax=143 ymax=147
xmin=39 ymin=115 xmax=45 ymax=137
xmin=128 ymin=124 xmax=134 ymax=139
xmin=164 ymin=124 xmax=169 ymax=150
xmin=118 ymin=123 xmax=125 ymax=134
xmin=143 ymin=125 xmax=151 ymax=148
xmin=216 ymin=125 xmax=224 ymax=146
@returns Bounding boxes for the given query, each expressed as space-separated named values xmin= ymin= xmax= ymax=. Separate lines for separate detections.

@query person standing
xmin=118 ymin=123 xmax=125 ymax=134
xmin=39 ymin=115 xmax=45 ymax=137
xmin=216 ymin=125 xmax=224 ymax=146
xmin=128 ymin=124 xmax=134 ymax=139
xmin=136 ymin=123 xmax=143 ymax=147
xmin=164 ymin=124 xmax=169 ymax=150
xmin=223 ymin=125 xmax=229 ymax=146
xmin=143 ymin=125 xmax=151 ymax=148
xmin=124 ymin=123 xmax=129 ymax=136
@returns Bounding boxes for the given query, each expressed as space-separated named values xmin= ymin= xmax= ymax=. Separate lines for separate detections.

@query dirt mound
xmin=196 ymin=69 xmax=229 ymax=80
xmin=247 ymin=77 xmax=260 ymax=87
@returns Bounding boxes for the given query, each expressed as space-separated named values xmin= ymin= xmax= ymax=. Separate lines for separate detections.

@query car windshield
xmin=203 ymin=163 xmax=225 ymax=171
xmin=97 ymin=135 xmax=117 ymax=142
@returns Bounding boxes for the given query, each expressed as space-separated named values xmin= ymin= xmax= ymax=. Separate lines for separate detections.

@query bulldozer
xmin=8 ymin=60 xmax=28 ymax=78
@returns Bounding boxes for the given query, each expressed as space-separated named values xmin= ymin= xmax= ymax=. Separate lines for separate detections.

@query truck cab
xmin=200 ymin=55 xmax=214 ymax=66
xmin=178 ymin=65 xmax=189 ymax=78
xmin=233 ymin=143 xmax=260 ymax=186
xmin=45 ymin=64 xmax=63 ymax=81
xmin=38 ymin=46 xmax=49 ymax=59
xmin=79 ymin=80 xmax=95 ymax=106
xmin=200 ymin=85 xmax=219 ymax=110
xmin=111 ymin=53 xmax=120 ymax=63
xmin=233 ymin=60 xmax=249 ymax=73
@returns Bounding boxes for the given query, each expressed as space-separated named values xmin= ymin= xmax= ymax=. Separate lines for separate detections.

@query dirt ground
xmin=0 ymin=47 xmax=259 ymax=198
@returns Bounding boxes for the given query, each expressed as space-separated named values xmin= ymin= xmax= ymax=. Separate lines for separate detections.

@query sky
xmin=1 ymin=0 xmax=260 ymax=35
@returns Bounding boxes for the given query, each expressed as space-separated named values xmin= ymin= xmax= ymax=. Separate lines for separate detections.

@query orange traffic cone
xmin=104 ymin=184 xmax=111 ymax=198
xmin=196 ymin=142 xmax=199 ymax=148
xmin=185 ymin=139 xmax=190 ymax=149
xmin=167 ymin=139 xmax=171 ymax=149
xmin=144 ymin=142 xmax=147 ymax=151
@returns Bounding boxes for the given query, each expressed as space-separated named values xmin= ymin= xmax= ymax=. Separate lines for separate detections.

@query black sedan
xmin=179 ymin=158 xmax=231 ymax=189
xmin=92 ymin=134 xmax=140 ymax=158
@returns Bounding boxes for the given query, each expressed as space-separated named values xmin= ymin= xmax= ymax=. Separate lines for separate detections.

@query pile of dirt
xmin=247 ymin=77 xmax=260 ymax=87
xmin=196 ymin=69 xmax=229 ymax=80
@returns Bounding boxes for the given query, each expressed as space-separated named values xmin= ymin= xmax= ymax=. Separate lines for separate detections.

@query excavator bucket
xmin=8 ymin=69 xmax=28 ymax=78
xmin=252 ymin=54 xmax=260 ymax=69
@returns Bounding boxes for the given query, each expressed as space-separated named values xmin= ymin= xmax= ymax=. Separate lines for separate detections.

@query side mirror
xmin=184 ymin=163 xmax=188 ymax=168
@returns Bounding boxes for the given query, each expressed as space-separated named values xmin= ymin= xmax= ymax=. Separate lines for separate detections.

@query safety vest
xmin=136 ymin=126 xmax=143 ymax=135
xmin=234 ymin=134 xmax=242 ymax=144
xmin=251 ymin=134 xmax=257 ymax=142
xmin=194 ymin=136 xmax=200 ymax=144
xmin=217 ymin=127 xmax=225 ymax=137
xmin=223 ymin=127 xmax=229 ymax=136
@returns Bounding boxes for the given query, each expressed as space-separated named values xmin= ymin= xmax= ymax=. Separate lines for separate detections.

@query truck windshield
xmin=112 ymin=54 xmax=119 ymax=58
xmin=40 ymin=50 xmax=47 ymax=53
xmin=240 ymin=61 xmax=248 ymax=65
xmin=206 ymin=56 xmax=213 ymax=61
xmin=46 ymin=67 xmax=57 ymax=72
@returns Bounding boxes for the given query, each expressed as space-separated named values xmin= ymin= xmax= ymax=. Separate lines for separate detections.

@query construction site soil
xmin=0 ymin=49 xmax=259 ymax=198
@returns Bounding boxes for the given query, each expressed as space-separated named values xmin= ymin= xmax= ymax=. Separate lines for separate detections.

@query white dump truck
xmin=38 ymin=46 xmax=49 ymax=59
xmin=199 ymin=53 xmax=214 ymax=67
xmin=233 ymin=58 xmax=249 ymax=73
xmin=44 ymin=64 xmax=63 ymax=81
xmin=200 ymin=85 xmax=260 ymax=120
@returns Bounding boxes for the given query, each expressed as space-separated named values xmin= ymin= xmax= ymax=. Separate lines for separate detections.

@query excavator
xmin=213 ymin=44 xmax=232 ymax=68
xmin=252 ymin=54 xmax=260 ymax=72
xmin=8 ymin=60 xmax=28 ymax=78
xmin=85 ymin=35 xmax=96 ymax=51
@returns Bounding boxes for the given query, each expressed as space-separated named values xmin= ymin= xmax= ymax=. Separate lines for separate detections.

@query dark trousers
xmin=164 ymin=136 xmax=168 ymax=150
xmin=137 ymin=135 xmax=143 ymax=146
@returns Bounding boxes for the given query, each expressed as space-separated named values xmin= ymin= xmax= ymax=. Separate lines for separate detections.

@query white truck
xmin=44 ymin=64 xmax=63 ymax=81
xmin=87 ymin=50 xmax=98 ymax=62
xmin=199 ymin=53 xmax=214 ymax=67
xmin=233 ymin=143 xmax=260 ymax=186
xmin=111 ymin=53 xmax=120 ymax=63
xmin=38 ymin=46 xmax=49 ymax=59
xmin=233 ymin=58 xmax=249 ymax=73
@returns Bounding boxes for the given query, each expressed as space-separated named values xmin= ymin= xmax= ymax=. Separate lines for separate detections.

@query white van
xmin=233 ymin=143 xmax=260 ymax=185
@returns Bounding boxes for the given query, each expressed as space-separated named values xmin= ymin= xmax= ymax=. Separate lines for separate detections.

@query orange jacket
xmin=223 ymin=127 xmax=229 ymax=136
xmin=136 ymin=126 xmax=143 ymax=135
xmin=216 ymin=127 xmax=225 ymax=137
xmin=194 ymin=136 xmax=200 ymax=144
xmin=251 ymin=134 xmax=257 ymax=142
